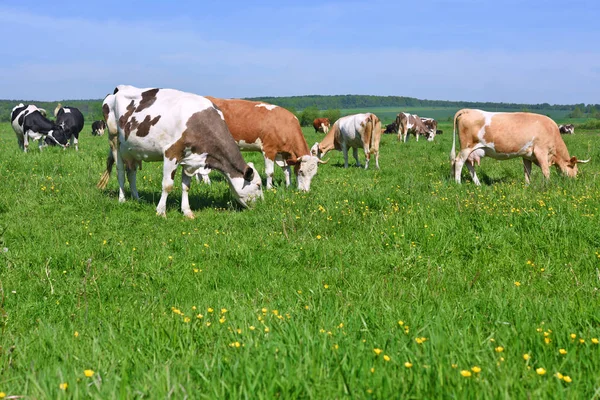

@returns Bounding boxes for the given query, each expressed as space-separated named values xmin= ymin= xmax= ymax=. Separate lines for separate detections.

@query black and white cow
xmin=383 ymin=122 xmax=397 ymax=134
xmin=10 ymin=103 xmax=69 ymax=152
xmin=92 ymin=120 xmax=106 ymax=136
xmin=97 ymin=85 xmax=263 ymax=217
xmin=559 ymin=124 xmax=575 ymax=135
xmin=54 ymin=105 xmax=85 ymax=151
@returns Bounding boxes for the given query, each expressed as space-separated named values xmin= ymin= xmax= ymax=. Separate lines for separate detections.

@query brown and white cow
xmin=201 ymin=98 xmax=325 ymax=191
xmin=92 ymin=120 xmax=106 ymax=136
xmin=395 ymin=112 xmax=432 ymax=142
xmin=311 ymin=113 xmax=382 ymax=169
xmin=97 ymin=85 xmax=262 ymax=217
xmin=420 ymin=117 xmax=438 ymax=141
xmin=559 ymin=124 xmax=575 ymax=135
xmin=313 ymin=118 xmax=330 ymax=134
xmin=451 ymin=109 xmax=588 ymax=185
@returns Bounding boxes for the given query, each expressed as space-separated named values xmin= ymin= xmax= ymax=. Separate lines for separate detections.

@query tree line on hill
xmin=1 ymin=95 xmax=599 ymax=126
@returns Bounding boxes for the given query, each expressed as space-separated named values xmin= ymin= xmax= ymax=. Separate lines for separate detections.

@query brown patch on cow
xmin=123 ymin=116 xmax=139 ymax=139
xmin=102 ymin=104 xmax=110 ymax=122
xmin=136 ymin=115 xmax=161 ymax=137
xmin=118 ymin=100 xmax=136 ymax=130
xmin=171 ymin=169 xmax=177 ymax=180
xmin=136 ymin=89 xmax=159 ymax=112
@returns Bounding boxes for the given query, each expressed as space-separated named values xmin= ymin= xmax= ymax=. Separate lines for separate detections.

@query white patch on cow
xmin=215 ymin=108 xmax=225 ymax=120
xmin=237 ymin=138 xmax=264 ymax=152
xmin=225 ymin=163 xmax=263 ymax=207
xmin=476 ymin=110 xmax=496 ymax=143
xmin=297 ymin=155 xmax=319 ymax=191
xmin=264 ymin=156 xmax=275 ymax=189
xmin=310 ymin=142 xmax=321 ymax=157
xmin=180 ymin=151 xmax=209 ymax=177
xmin=63 ymin=108 xmax=71 ymax=113
xmin=255 ymin=103 xmax=278 ymax=111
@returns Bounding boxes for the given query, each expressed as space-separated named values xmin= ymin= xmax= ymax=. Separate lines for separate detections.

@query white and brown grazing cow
xmin=559 ymin=124 xmax=575 ymax=135
xmin=395 ymin=112 xmax=432 ymax=142
xmin=451 ymin=109 xmax=588 ymax=185
xmin=420 ymin=117 xmax=438 ymax=141
xmin=313 ymin=118 xmax=331 ymax=134
xmin=97 ymin=85 xmax=262 ymax=217
xmin=311 ymin=113 xmax=382 ymax=169
xmin=202 ymin=97 xmax=325 ymax=191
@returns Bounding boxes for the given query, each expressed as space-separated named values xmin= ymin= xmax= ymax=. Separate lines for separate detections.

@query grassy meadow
xmin=1 ymin=116 xmax=600 ymax=398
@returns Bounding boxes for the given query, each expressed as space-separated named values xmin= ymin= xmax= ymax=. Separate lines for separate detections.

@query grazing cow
xmin=436 ymin=129 xmax=444 ymax=135
xmin=10 ymin=103 xmax=69 ymax=152
xmin=92 ymin=120 xmax=106 ymax=136
xmin=311 ymin=113 xmax=382 ymax=169
xmin=54 ymin=105 xmax=84 ymax=151
xmin=559 ymin=124 xmax=575 ymax=135
xmin=383 ymin=122 xmax=397 ymax=134
xmin=97 ymin=85 xmax=263 ymax=217
xmin=202 ymin=97 xmax=325 ymax=191
xmin=313 ymin=118 xmax=331 ymax=134
xmin=395 ymin=112 xmax=432 ymax=142
xmin=420 ymin=117 xmax=438 ymax=141
xmin=451 ymin=109 xmax=589 ymax=185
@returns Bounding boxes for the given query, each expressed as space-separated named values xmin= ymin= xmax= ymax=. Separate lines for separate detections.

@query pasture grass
xmin=1 ymin=120 xmax=600 ymax=398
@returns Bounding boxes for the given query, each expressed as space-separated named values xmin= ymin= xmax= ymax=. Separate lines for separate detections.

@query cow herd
xmin=8 ymin=84 xmax=589 ymax=217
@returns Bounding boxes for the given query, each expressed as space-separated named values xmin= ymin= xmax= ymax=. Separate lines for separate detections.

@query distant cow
xmin=436 ymin=129 xmax=444 ymax=135
xmin=10 ymin=103 xmax=69 ymax=152
xmin=54 ymin=105 xmax=84 ymax=151
xmin=92 ymin=120 xmax=106 ymax=136
xmin=383 ymin=122 xmax=398 ymax=134
xmin=559 ymin=124 xmax=575 ymax=135
xmin=313 ymin=118 xmax=330 ymax=134
xmin=420 ymin=117 xmax=438 ymax=141
xmin=451 ymin=109 xmax=588 ymax=185
xmin=396 ymin=113 xmax=432 ymax=142
xmin=204 ymin=97 xmax=325 ymax=191
xmin=97 ymin=85 xmax=263 ymax=217
xmin=311 ymin=113 xmax=382 ymax=169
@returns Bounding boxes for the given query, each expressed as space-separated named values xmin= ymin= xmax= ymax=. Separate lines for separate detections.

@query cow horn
xmin=318 ymin=158 xmax=330 ymax=164
xmin=577 ymin=158 xmax=591 ymax=163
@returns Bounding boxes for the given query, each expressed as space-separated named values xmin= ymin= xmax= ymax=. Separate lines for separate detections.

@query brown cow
xmin=396 ymin=112 xmax=432 ymax=142
xmin=313 ymin=118 xmax=330 ymax=134
xmin=311 ymin=113 xmax=382 ymax=169
xmin=203 ymin=97 xmax=325 ymax=191
xmin=451 ymin=109 xmax=589 ymax=185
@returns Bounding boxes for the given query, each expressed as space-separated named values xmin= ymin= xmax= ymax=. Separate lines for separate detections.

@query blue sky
xmin=1 ymin=0 xmax=599 ymax=104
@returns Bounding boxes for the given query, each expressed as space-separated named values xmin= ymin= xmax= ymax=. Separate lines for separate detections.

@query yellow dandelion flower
xmin=536 ymin=368 xmax=546 ymax=375
xmin=234 ymin=341 xmax=241 ymax=348
xmin=304 ymin=305 xmax=309 ymax=310
xmin=261 ymin=308 xmax=267 ymax=313
xmin=370 ymin=367 xmax=375 ymax=373
xmin=460 ymin=370 xmax=472 ymax=377
xmin=221 ymin=308 xmax=228 ymax=314
xmin=544 ymin=337 xmax=551 ymax=344
xmin=451 ymin=364 xmax=458 ymax=369
xmin=324 ymin=284 xmax=329 ymax=289
xmin=206 ymin=322 xmax=211 ymax=327
xmin=338 ymin=323 xmax=344 ymax=328
xmin=249 ymin=326 xmax=256 ymax=331
xmin=404 ymin=362 xmax=413 ymax=368
xmin=555 ymin=372 xmax=564 ymax=380
xmin=398 ymin=320 xmax=404 ymax=326
xmin=570 ymin=333 xmax=577 ymax=339
xmin=592 ymin=338 xmax=599 ymax=344
xmin=59 ymin=382 xmax=68 ymax=390
xmin=193 ymin=268 xmax=199 ymax=273
xmin=207 ymin=308 xmax=214 ymax=313
xmin=74 ymin=331 xmax=79 ymax=338
xmin=495 ymin=346 xmax=504 ymax=353
xmin=168 ymin=256 xmax=173 ymax=260
xmin=236 ymin=328 xmax=242 ymax=334
xmin=490 ymin=338 xmax=495 ymax=342
xmin=264 ymin=327 xmax=270 ymax=333
xmin=383 ymin=355 xmax=391 ymax=362
xmin=579 ymin=338 xmax=585 ymax=344
xmin=514 ymin=281 xmax=521 ymax=286
xmin=559 ymin=349 xmax=567 ymax=355
xmin=316 ymin=235 xmax=322 ymax=239
xmin=219 ymin=317 xmax=226 ymax=324
xmin=196 ymin=314 xmax=203 ymax=319
xmin=192 ymin=306 xmax=197 ymax=310
xmin=84 ymin=369 xmax=94 ymax=377
xmin=563 ymin=376 xmax=572 ymax=383
xmin=536 ymin=328 xmax=543 ymax=332
xmin=543 ymin=332 xmax=550 ymax=337
xmin=471 ymin=366 xmax=481 ymax=373
xmin=373 ymin=348 xmax=383 ymax=356
xmin=183 ymin=317 xmax=191 ymax=323
xmin=0 ymin=392 xmax=5 ymax=398
xmin=523 ymin=354 xmax=530 ymax=361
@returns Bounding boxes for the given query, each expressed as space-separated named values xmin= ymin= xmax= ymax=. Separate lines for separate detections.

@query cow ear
xmin=286 ymin=158 xmax=299 ymax=166
xmin=243 ymin=166 xmax=254 ymax=181
xmin=569 ymin=156 xmax=577 ymax=166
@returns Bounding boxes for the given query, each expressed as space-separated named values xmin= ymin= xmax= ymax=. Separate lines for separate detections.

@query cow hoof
xmin=156 ymin=211 xmax=167 ymax=218
xmin=183 ymin=211 xmax=195 ymax=219
xmin=118 ymin=197 xmax=126 ymax=203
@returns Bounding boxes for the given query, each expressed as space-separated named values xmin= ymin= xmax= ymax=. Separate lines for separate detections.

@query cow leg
xmin=127 ymin=167 xmax=139 ymax=200
xmin=38 ymin=138 xmax=45 ymax=151
xmin=363 ymin=147 xmax=370 ymax=170
xmin=534 ymin=150 xmax=551 ymax=180
xmin=116 ymin=154 xmax=127 ymax=203
xmin=341 ymin=143 xmax=349 ymax=168
xmin=275 ymin=154 xmax=291 ymax=187
xmin=465 ymin=161 xmax=481 ymax=186
xmin=195 ymin=172 xmax=211 ymax=185
xmin=181 ymin=172 xmax=194 ymax=219
xmin=156 ymin=158 xmax=179 ymax=217
xmin=70 ymin=134 xmax=79 ymax=151
xmin=416 ymin=132 xmax=419 ymax=142
xmin=23 ymin=133 xmax=30 ymax=153
xmin=523 ymin=159 xmax=533 ymax=184
xmin=264 ymin=156 xmax=275 ymax=189
xmin=453 ymin=149 xmax=470 ymax=184
xmin=352 ymin=147 xmax=361 ymax=168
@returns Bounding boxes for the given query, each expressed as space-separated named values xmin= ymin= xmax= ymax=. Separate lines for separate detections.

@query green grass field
xmin=1 ymin=118 xmax=600 ymax=398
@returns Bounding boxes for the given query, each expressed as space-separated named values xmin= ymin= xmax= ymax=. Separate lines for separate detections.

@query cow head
xmin=46 ymin=126 xmax=70 ymax=148
xmin=562 ymin=156 xmax=590 ymax=177
xmin=310 ymin=142 xmax=322 ymax=158
xmin=287 ymin=155 xmax=327 ymax=192
xmin=229 ymin=162 xmax=263 ymax=207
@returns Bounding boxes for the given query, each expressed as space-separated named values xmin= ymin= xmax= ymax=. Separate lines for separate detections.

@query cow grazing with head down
xmin=396 ymin=112 xmax=433 ymax=142
xmin=311 ymin=113 xmax=382 ymax=169
xmin=54 ymin=105 xmax=84 ymax=151
xmin=313 ymin=118 xmax=330 ymax=134
xmin=202 ymin=97 xmax=325 ymax=191
xmin=383 ymin=122 xmax=398 ymax=134
xmin=451 ymin=109 xmax=589 ymax=185
xmin=10 ymin=103 xmax=69 ymax=152
xmin=420 ymin=117 xmax=438 ymax=141
xmin=97 ymin=85 xmax=263 ymax=217
xmin=559 ymin=124 xmax=575 ymax=135
xmin=92 ymin=120 xmax=106 ymax=136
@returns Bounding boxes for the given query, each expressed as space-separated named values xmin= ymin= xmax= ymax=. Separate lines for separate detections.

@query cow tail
xmin=369 ymin=114 xmax=380 ymax=154
xmin=450 ymin=111 xmax=460 ymax=162
xmin=96 ymin=149 xmax=114 ymax=189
